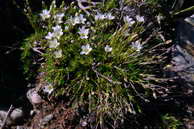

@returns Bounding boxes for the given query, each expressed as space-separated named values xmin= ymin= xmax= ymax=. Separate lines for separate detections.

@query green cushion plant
xmin=21 ymin=0 xmax=180 ymax=128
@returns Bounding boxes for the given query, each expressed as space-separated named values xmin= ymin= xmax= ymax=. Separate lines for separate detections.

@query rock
xmin=0 ymin=108 xmax=24 ymax=127
xmin=171 ymin=16 xmax=194 ymax=87
xmin=0 ymin=111 xmax=7 ymax=127
xmin=0 ymin=120 xmax=3 ymax=128
xmin=16 ymin=126 xmax=32 ymax=129
xmin=81 ymin=120 xmax=87 ymax=127
xmin=185 ymin=119 xmax=194 ymax=129
xmin=0 ymin=111 xmax=7 ymax=120
xmin=26 ymin=88 xmax=42 ymax=105
xmin=40 ymin=114 xmax=53 ymax=128
xmin=10 ymin=108 xmax=24 ymax=122
xmin=0 ymin=110 xmax=13 ymax=126
xmin=16 ymin=126 xmax=28 ymax=129
xmin=30 ymin=109 xmax=40 ymax=117
xmin=172 ymin=0 xmax=185 ymax=11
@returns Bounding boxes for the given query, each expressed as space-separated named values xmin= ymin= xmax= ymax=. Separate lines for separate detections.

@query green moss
xmin=103 ymin=0 xmax=119 ymax=11
xmin=160 ymin=114 xmax=181 ymax=129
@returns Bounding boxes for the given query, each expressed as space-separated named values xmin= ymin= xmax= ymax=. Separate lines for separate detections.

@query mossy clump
xmin=21 ymin=0 xmax=174 ymax=128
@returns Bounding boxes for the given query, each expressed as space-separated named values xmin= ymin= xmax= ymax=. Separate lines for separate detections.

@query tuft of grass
xmin=21 ymin=33 xmax=42 ymax=80
xmin=21 ymin=0 xmax=173 ymax=128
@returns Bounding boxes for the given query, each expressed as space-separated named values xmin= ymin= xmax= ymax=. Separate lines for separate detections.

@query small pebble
xmin=10 ymin=108 xmax=24 ymax=121
xmin=40 ymin=114 xmax=53 ymax=127
xmin=27 ymin=88 xmax=42 ymax=105
xmin=81 ymin=121 xmax=87 ymax=127
xmin=0 ymin=111 xmax=7 ymax=120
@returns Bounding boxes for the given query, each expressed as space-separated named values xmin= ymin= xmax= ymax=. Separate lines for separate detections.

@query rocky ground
xmin=0 ymin=0 xmax=194 ymax=129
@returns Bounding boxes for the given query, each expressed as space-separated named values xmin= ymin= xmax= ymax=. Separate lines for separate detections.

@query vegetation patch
xmin=21 ymin=0 xmax=182 ymax=128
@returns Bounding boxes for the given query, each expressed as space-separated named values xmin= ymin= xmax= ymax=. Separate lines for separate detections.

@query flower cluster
xmin=39 ymin=2 xmax=65 ymax=58
xmin=123 ymin=16 xmax=135 ymax=26
xmin=23 ymin=1 xmax=155 ymax=128
xmin=45 ymin=25 xmax=63 ymax=50
xmin=123 ymin=15 xmax=144 ymax=27
xmin=21 ymin=0 xmax=176 ymax=128
xmin=45 ymin=25 xmax=63 ymax=58
xmin=40 ymin=5 xmax=145 ymax=58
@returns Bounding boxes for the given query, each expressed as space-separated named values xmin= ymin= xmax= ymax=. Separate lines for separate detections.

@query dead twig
xmin=1 ymin=105 xmax=14 ymax=129
xmin=92 ymin=66 xmax=122 ymax=85
xmin=77 ymin=0 xmax=99 ymax=15
xmin=32 ymin=47 xmax=44 ymax=55
xmin=125 ymin=82 xmax=149 ymax=102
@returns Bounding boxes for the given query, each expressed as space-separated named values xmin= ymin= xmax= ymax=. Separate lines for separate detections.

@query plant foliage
xmin=21 ymin=0 xmax=176 ymax=128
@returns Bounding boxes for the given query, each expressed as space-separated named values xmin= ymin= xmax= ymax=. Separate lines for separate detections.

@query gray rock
xmin=185 ymin=120 xmax=194 ymax=129
xmin=81 ymin=120 xmax=87 ymax=127
xmin=16 ymin=126 xmax=28 ymax=129
xmin=0 ymin=108 xmax=24 ymax=127
xmin=0 ymin=111 xmax=7 ymax=127
xmin=0 ymin=110 xmax=13 ymax=126
xmin=40 ymin=114 xmax=53 ymax=127
xmin=10 ymin=108 xmax=24 ymax=122
xmin=26 ymin=88 xmax=42 ymax=105
xmin=171 ymin=16 xmax=194 ymax=87
xmin=0 ymin=111 xmax=7 ymax=120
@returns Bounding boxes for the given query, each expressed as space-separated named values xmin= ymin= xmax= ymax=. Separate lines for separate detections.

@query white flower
xmin=52 ymin=25 xmax=63 ymax=39
xmin=131 ymin=41 xmax=142 ymax=52
xmin=123 ymin=16 xmax=135 ymax=26
xmin=78 ymin=26 xmax=89 ymax=39
xmin=136 ymin=15 xmax=144 ymax=22
xmin=43 ymin=84 xmax=54 ymax=95
xmin=104 ymin=45 xmax=112 ymax=52
xmin=45 ymin=32 xmax=54 ymax=40
xmin=78 ymin=14 xmax=87 ymax=24
xmin=95 ymin=12 xmax=106 ymax=20
xmin=80 ymin=44 xmax=92 ymax=55
xmin=105 ymin=13 xmax=115 ymax=20
xmin=40 ymin=9 xmax=50 ymax=20
xmin=65 ymin=26 xmax=69 ymax=30
xmin=69 ymin=16 xmax=78 ymax=26
xmin=45 ymin=25 xmax=63 ymax=40
xmin=33 ymin=41 xmax=38 ymax=45
xmin=54 ymin=49 xmax=62 ymax=58
xmin=190 ymin=14 xmax=194 ymax=18
xmin=54 ymin=13 xmax=64 ymax=24
xmin=86 ymin=21 xmax=91 ymax=26
xmin=48 ymin=39 xmax=60 ymax=48
xmin=70 ymin=14 xmax=87 ymax=25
